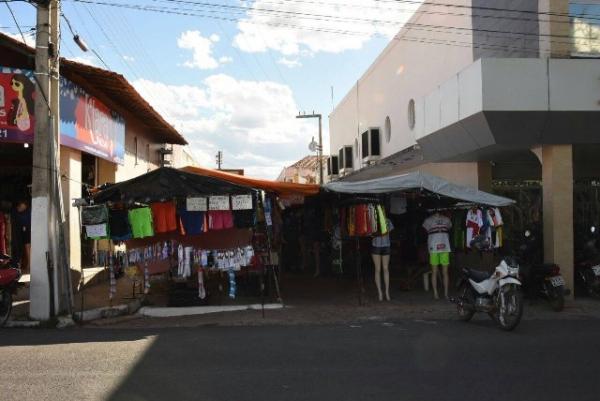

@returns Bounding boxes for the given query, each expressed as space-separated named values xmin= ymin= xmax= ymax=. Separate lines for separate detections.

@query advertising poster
xmin=0 ymin=67 xmax=36 ymax=142
xmin=0 ymin=66 xmax=126 ymax=165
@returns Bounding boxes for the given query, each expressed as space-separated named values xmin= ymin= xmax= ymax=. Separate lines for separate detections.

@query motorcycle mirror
xmin=524 ymin=230 xmax=531 ymax=238
xmin=591 ymin=226 xmax=596 ymax=234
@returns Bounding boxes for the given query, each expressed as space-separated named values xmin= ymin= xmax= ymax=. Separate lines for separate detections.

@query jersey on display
xmin=423 ymin=213 xmax=452 ymax=254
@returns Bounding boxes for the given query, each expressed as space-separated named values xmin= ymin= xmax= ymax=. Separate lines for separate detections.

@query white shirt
xmin=372 ymin=219 xmax=394 ymax=248
xmin=423 ymin=214 xmax=452 ymax=254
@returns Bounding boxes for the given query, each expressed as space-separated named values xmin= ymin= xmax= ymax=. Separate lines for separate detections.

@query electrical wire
xmin=60 ymin=10 xmax=111 ymax=69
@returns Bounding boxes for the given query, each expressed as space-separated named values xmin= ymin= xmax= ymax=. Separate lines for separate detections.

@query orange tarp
xmin=180 ymin=166 xmax=320 ymax=196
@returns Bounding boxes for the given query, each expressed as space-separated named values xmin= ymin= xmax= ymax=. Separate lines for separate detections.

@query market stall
xmin=85 ymin=167 xmax=278 ymax=307
xmin=324 ymin=171 xmax=515 ymax=303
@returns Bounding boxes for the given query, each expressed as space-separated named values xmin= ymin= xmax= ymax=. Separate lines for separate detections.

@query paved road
xmin=1 ymin=318 xmax=600 ymax=401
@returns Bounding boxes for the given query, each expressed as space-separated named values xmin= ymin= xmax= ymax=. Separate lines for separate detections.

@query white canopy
xmin=324 ymin=171 xmax=515 ymax=207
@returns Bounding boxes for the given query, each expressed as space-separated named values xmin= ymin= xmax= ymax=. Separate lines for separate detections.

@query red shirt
xmin=150 ymin=201 xmax=177 ymax=233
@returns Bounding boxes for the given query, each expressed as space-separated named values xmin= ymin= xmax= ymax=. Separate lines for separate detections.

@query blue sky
xmin=1 ymin=0 xmax=421 ymax=178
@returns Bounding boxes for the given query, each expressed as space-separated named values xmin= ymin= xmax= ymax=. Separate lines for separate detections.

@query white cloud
xmin=234 ymin=0 xmax=423 ymax=56
xmin=1 ymin=30 xmax=35 ymax=47
xmin=123 ymin=55 xmax=135 ymax=62
xmin=68 ymin=55 xmax=97 ymax=67
xmin=133 ymin=75 xmax=315 ymax=178
xmin=219 ymin=56 xmax=233 ymax=64
xmin=177 ymin=30 xmax=221 ymax=70
xmin=277 ymin=57 xmax=302 ymax=68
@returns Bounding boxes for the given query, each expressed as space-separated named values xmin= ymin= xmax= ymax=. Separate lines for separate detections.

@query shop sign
xmin=209 ymin=195 xmax=230 ymax=211
xmin=186 ymin=197 xmax=207 ymax=211
xmin=0 ymin=67 xmax=126 ymax=165
xmin=231 ymin=195 xmax=253 ymax=210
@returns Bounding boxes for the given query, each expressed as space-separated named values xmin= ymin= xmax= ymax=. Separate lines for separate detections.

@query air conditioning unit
xmin=361 ymin=128 xmax=381 ymax=164
xmin=338 ymin=145 xmax=354 ymax=175
xmin=327 ymin=155 xmax=339 ymax=179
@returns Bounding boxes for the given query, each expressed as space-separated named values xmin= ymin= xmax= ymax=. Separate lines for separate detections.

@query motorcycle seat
xmin=464 ymin=268 xmax=491 ymax=283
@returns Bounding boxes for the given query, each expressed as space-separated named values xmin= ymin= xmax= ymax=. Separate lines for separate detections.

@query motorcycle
xmin=451 ymin=237 xmax=523 ymax=331
xmin=519 ymin=230 xmax=568 ymax=311
xmin=0 ymin=254 xmax=22 ymax=326
xmin=575 ymin=226 xmax=600 ymax=298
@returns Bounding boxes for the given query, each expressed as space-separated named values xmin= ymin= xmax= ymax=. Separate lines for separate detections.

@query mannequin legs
xmin=382 ymin=255 xmax=390 ymax=301
xmin=372 ymin=254 xmax=383 ymax=301
xmin=371 ymin=253 xmax=391 ymax=301
xmin=431 ymin=265 xmax=449 ymax=299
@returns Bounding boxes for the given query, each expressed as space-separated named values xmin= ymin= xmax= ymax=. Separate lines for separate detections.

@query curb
xmin=4 ymin=320 xmax=40 ymax=328
xmin=138 ymin=303 xmax=284 ymax=318
xmin=75 ymin=298 xmax=143 ymax=323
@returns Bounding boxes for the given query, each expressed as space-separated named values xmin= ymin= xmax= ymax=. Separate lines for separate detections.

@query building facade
xmin=0 ymin=33 xmax=188 ymax=277
xmin=328 ymin=0 xmax=600 ymax=294
xmin=277 ymin=155 xmax=326 ymax=184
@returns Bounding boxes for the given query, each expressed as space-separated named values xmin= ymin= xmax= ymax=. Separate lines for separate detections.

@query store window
xmin=571 ymin=1 xmax=600 ymax=57
xmin=385 ymin=116 xmax=391 ymax=143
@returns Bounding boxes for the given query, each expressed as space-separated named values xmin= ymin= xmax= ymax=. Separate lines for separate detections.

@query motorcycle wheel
xmin=548 ymin=285 xmax=565 ymax=312
xmin=0 ymin=290 xmax=12 ymax=327
xmin=456 ymin=282 xmax=475 ymax=322
xmin=495 ymin=284 xmax=523 ymax=331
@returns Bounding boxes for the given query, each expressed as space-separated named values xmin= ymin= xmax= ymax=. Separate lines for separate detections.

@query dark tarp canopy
xmin=93 ymin=167 xmax=257 ymax=204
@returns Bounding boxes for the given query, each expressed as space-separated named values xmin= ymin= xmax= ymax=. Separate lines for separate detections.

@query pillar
xmin=538 ymin=0 xmax=571 ymax=57
xmin=60 ymin=146 xmax=82 ymax=274
xmin=477 ymin=161 xmax=493 ymax=193
xmin=542 ymin=145 xmax=574 ymax=298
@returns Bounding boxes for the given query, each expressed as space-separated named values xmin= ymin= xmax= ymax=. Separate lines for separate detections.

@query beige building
xmin=329 ymin=0 xmax=600 ymax=295
xmin=277 ymin=155 xmax=326 ymax=184
xmin=0 ymin=33 xmax=188 ymax=275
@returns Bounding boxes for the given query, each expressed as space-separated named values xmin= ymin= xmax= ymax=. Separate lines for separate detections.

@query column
xmin=60 ymin=147 xmax=82 ymax=274
xmin=542 ymin=144 xmax=574 ymax=298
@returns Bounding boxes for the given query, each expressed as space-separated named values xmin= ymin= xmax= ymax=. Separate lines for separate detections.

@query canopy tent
xmin=324 ymin=171 xmax=514 ymax=207
xmin=181 ymin=165 xmax=320 ymax=196
xmin=93 ymin=167 xmax=256 ymax=204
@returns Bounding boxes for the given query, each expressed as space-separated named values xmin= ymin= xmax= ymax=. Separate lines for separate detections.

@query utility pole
xmin=216 ymin=150 xmax=223 ymax=170
xmin=30 ymin=0 xmax=67 ymax=320
xmin=296 ymin=111 xmax=323 ymax=185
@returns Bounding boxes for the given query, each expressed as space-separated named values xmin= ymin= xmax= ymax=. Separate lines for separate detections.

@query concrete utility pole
xmin=30 ymin=0 xmax=67 ymax=320
xmin=296 ymin=112 xmax=323 ymax=184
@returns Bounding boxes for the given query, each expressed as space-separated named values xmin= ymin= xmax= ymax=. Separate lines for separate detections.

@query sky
xmin=1 ymin=0 xmax=422 ymax=178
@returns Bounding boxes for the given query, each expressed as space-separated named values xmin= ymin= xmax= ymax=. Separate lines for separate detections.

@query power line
xmin=60 ymin=10 xmax=111 ymax=68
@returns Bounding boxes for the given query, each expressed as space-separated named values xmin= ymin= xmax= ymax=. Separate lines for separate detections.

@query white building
xmin=328 ymin=0 xmax=600 ymax=295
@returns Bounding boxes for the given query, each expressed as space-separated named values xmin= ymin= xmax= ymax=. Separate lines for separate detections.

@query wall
xmin=116 ymin=119 xmax=162 ymax=183
xmin=472 ymin=0 xmax=540 ymax=59
xmin=329 ymin=0 xmax=475 ymax=174
xmin=59 ymin=146 xmax=82 ymax=272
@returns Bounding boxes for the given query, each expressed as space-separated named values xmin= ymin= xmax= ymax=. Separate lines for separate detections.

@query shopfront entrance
xmin=81 ymin=153 xmax=97 ymax=268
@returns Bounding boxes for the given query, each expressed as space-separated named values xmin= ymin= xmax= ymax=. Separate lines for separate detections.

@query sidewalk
xmin=87 ymin=274 xmax=600 ymax=329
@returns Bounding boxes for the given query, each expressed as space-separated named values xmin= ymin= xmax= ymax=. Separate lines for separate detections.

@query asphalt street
xmin=1 ymin=318 xmax=600 ymax=401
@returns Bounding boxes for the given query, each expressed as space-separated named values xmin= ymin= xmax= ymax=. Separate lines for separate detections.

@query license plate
xmin=549 ymin=276 xmax=565 ymax=287
xmin=592 ymin=265 xmax=600 ymax=276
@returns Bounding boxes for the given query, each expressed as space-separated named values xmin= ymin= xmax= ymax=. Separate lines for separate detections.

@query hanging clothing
xmin=128 ymin=207 xmax=154 ymax=238
xmin=109 ymin=209 xmax=132 ymax=241
xmin=485 ymin=207 xmax=504 ymax=248
xmin=208 ymin=210 xmax=234 ymax=230
xmin=233 ymin=209 xmax=256 ymax=228
xmin=179 ymin=209 xmax=204 ymax=235
xmin=465 ymin=208 xmax=483 ymax=248
xmin=376 ymin=205 xmax=388 ymax=235
xmin=451 ymin=210 xmax=466 ymax=251
xmin=423 ymin=213 xmax=452 ymax=254
xmin=151 ymin=201 xmax=177 ymax=233
xmin=354 ymin=204 xmax=368 ymax=236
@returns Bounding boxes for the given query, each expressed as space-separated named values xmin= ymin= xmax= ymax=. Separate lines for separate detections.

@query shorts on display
xmin=371 ymin=246 xmax=391 ymax=256
xmin=151 ymin=201 xmax=177 ymax=233
xmin=109 ymin=209 xmax=132 ymax=241
xmin=429 ymin=252 xmax=450 ymax=267
xmin=128 ymin=207 xmax=154 ymax=238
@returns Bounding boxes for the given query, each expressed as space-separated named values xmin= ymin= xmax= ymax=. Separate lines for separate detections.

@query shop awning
xmin=93 ymin=167 xmax=256 ymax=204
xmin=181 ymin=166 xmax=320 ymax=196
xmin=324 ymin=171 xmax=514 ymax=207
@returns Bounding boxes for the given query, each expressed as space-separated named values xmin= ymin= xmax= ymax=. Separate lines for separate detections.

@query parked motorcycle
xmin=451 ymin=255 xmax=523 ymax=331
xmin=575 ymin=226 xmax=600 ymax=298
xmin=519 ymin=230 xmax=568 ymax=311
xmin=0 ymin=254 xmax=22 ymax=326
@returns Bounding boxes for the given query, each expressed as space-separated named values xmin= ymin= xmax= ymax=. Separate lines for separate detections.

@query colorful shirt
xmin=423 ymin=214 xmax=452 ymax=254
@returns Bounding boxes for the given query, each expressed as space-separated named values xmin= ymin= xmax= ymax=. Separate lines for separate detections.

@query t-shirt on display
xmin=423 ymin=214 xmax=452 ymax=254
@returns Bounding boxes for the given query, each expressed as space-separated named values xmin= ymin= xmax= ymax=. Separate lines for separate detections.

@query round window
xmin=385 ymin=116 xmax=391 ymax=143
xmin=407 ymin=99 xmax=416 ymax=130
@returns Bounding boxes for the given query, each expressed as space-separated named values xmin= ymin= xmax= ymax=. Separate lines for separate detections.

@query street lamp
xmin=296 ymin=111 xmax=323 ymax=185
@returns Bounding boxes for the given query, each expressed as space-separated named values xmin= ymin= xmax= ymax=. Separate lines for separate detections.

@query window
xmin=385 ymin=116 xmax=391 ymax=143
xmin=407 ymin=99 xmax=416 ymax=130
xmin=571 ymin=2 xmax=600 ymax=57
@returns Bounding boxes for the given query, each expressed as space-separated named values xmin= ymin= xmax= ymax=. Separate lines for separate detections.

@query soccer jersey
xmin=423 ymin=213 xmax=452 ymax=254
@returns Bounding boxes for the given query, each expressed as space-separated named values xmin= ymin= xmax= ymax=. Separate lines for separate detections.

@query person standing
xmin=422 ymin=212 xmax=452 ymax=300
